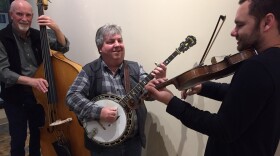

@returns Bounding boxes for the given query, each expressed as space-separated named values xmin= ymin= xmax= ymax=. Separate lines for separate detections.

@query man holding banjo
xmin=66 ymin=24 xmax=166 ymax=156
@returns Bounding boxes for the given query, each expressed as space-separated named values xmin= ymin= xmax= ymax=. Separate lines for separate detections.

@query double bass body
xmin=33 ymin=51 xmax=90 ymax=156
xmin=33 ymin=1 xmax=90 ymax=155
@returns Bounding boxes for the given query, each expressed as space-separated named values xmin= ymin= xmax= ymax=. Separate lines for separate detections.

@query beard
xmin=237 ymin=25 xmax=260 ymax=51
xmin=18 ymin=23 xmax=30 ymax=32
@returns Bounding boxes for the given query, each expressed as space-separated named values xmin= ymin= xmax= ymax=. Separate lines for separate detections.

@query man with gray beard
xmin=0 ymin=0 xmax=70 ymax=155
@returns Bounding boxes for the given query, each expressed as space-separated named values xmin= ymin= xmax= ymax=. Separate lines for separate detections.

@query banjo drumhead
xmin=85 ymin=99 xmax=127 ymax=144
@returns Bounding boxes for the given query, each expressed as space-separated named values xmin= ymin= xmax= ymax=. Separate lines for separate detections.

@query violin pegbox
xmin=177 ymin=35 xmax=197 ymax=54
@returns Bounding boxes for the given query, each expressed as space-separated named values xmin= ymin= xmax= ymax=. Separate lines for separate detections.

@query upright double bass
xmin=33 ymin=0 xmax=90 ymax=155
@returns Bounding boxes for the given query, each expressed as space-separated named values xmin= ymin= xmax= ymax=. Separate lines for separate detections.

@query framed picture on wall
xmin=0 ymin=0 xmax=10 ymax=29
xmin=0 ymin=13 xmax=8 ymax=23
xmin=0 ymin=13 xmax=9 ymax=29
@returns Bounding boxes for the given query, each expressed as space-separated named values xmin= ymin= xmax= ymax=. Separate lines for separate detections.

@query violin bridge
xmin=211 ymin=56 xmax=226 ymax=64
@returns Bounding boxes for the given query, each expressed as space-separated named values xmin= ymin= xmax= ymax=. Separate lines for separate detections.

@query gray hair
xmin=95 ymin=24 xmax=122 ymax=52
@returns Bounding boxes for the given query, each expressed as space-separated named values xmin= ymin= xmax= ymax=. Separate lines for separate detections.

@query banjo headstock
xmin=177 ymin=35 xmax=197 ymax=54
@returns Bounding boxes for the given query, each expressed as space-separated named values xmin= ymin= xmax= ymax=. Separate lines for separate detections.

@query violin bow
xmin=199 ymin=15 xmax=226 ymax=66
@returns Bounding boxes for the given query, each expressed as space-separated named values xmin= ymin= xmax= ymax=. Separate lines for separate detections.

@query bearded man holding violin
xmin=145 ymin=0 xmax=280 ymax=155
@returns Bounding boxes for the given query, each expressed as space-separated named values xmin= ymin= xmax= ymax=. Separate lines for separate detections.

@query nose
xmin=18 ymin=15 xmax=28 ymax=23
xmin=22 ymin=16 xmax=28 ymax=21
xmin=114 ymin=40 xmax=120 ymax=47
xmin=20 ymin=14 xmax=31 ymax=22
xmin=231 ymin=27 xmax=237 ymax=37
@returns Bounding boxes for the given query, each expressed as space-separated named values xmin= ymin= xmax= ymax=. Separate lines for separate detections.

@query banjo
xmin=82 ymin=36 xmax=196 ymax=147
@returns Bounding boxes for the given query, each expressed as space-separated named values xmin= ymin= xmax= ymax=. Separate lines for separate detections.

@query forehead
xmin=12 ymin=2 xmax=33 ymax=14
xmin=104 ymin=34 xmax=122 ymax=40
xmin=235 ymin=1 xmax=253 ymax=23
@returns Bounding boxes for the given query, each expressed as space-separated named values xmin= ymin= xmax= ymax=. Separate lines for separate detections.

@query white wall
xmin=30 ymin=0 xmax=239 ymax=156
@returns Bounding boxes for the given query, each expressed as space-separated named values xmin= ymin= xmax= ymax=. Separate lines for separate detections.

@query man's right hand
xmin=100 ymin=107 xmax=118 ymax=123
xmin=17 ymin=76 xmax=48 ymax=93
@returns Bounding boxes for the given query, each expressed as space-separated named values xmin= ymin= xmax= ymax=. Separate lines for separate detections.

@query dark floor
xmin=0 ymin=119 xmax=29 ymax=156
xmin=0 ymin=121 xmax=10 ymax=156
xmin=0 ymin=101 xmax=10 ymax=155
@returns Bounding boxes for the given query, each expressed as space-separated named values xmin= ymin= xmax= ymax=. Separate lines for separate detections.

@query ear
xmin=263 ymin=13 xmax=275 ymax=31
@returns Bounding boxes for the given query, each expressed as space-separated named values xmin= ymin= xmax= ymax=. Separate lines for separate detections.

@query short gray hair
xmin=95 ymin=24 xmax=122 ymax=52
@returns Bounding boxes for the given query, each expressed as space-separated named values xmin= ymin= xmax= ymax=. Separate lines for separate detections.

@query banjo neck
xmin=120 ymin=35 xmax=196 ymax=109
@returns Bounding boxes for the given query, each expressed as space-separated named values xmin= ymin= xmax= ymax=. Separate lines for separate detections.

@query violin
xmin=155 ymin=15 xmax=258 ymax=90
xmin=156 ymin=49 xmax=258 ymax=90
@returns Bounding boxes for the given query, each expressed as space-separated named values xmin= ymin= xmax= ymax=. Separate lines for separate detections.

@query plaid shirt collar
xmin=101 ymin=59 xmax=124 ymax=75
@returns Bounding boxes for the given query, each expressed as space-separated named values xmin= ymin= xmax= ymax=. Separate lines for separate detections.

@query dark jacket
xmin=0 ymin=23 xmax=43 ymax=103
xmin=167 ymin=48 xmax=280 ymax=156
